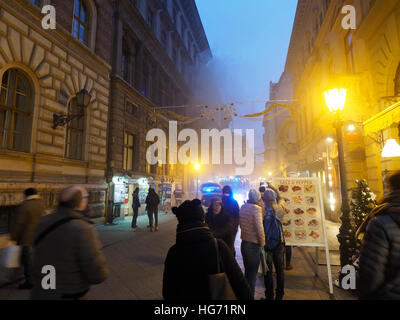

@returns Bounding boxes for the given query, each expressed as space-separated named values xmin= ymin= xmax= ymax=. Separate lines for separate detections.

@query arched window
xmin=0 ymin=69 xmax=33 ymax=152
xmin=395 ymin=63 xmax=400 ymax=96
xmin=65 ymin=98 xmax=85 ymax=160
xmin=73 ymin=0 xmax=89 ymax=44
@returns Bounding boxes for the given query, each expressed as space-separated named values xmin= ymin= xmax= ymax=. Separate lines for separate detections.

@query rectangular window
xmin=73 ymin=0 xmax=88 ymax=45
xmin=161 ymin=29 xmax=168 ymax=48
xmin=147 ymin=8 xmax=154 ymax=28
xmin=65 ymin=98 xmax=85 ymax=160
xmin=142 ymin=64 xmax=151 ymax=98
xmin=125 ymin=101 xmax=140 ymax=120
xmin=345 ymin=32 xmax=355 ymax=73
xmin=121 ymin=46 xmax=130 ymax=82
xmin=123 ymin=132 xmax=137 ymax=171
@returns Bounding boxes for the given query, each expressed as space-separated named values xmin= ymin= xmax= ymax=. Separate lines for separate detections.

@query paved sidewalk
xmin=0 ymin=213 xmax=355 ymax=300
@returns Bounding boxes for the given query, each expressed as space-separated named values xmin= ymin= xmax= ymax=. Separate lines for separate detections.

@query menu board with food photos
xmin=272 ymin=177 xmax=327 ymax=246
xmin=272 ymin=177 xmax=333 ymax=294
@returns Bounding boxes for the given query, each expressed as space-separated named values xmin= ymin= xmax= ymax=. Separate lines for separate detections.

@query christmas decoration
xmin=151 ymin=100 xmax=296 ymax=123
xmin=200 ymin=105 xmax=217 ymax=120
xmin=350 ymin=179 xmax=377 ymax=258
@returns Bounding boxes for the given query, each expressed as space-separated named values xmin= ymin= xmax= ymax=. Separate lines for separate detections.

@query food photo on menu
xmin=308 ymin=219 xmax=319 ymax=228
xmin=309 ymin=230 xmax=320 ymax=240
xmin=294 ymin=229 xmax=307 ymax=241
xmin=279 ymin=185 xmax=289 ymax=193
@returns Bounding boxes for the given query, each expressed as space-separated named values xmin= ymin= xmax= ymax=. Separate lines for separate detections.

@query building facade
xmin=0 ymin=0 xmax=112 ymax=217
xmin=263 ymin=72 xmax=296 ymax=178
xmin=106 ymin=0 xmax=212 ymax=217
xmin=276 ymin=0 xmax=400 ymax=220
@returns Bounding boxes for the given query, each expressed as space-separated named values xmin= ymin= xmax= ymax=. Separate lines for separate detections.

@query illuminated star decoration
xmin=219 ymin=103 xmax=238 ymax=120
xmin=200 ymin=105 xmax=218 ymax=120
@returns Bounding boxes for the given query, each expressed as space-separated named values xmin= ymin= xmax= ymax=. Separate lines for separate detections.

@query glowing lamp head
xmin=194 ymin=163 xmax=201 ymax=171
xmin=381 ymin=139 xmax=400 ymax=158
xmin=348 ymin=124 xmax=356 ymax=132
xmin=324 ymin=88 xmax=347 ymax=114
xmin=326 ymin=137 xmax=334 ymax=143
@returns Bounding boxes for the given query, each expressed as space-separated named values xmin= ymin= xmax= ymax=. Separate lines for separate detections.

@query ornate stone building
xmin=276 ymin=0 xmax=400 ymax=220
xmin=0 ymin=0 xmax=112 ymax=217
xmin=106 ymin=0 xmax=212 ymax=217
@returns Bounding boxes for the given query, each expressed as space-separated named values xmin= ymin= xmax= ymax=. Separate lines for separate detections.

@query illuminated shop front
xmin=363 ymin=100 xmax=400 ymax=197
xmin=110 ymin=175 xmax=177 ymax=219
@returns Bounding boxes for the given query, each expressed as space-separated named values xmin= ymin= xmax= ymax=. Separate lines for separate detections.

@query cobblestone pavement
xmin=0 ymin=213 xmax=355 ymax=300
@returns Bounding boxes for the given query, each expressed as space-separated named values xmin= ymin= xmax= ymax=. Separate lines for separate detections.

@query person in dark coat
xmin=205 ymin=197 xmax=237 ymax=255
xmin=221 ymin=185 xmax=240 ymax=256
xmin=31 ymin=186 xmax=108 ymax=299
xmin=267 ymin=182 xmax=293 ymax=270
xmin=163 ymin=199 xmax=252 ymax=301
xmin=145 ymin=188 xmax=160 ymax=232
xmin=10 ymin=188 xmax=45 ymax=289
xmin=131 ymin=187 xmax=141 ymax=229
xmin=356 ymin=171 xmax=400 ymax=300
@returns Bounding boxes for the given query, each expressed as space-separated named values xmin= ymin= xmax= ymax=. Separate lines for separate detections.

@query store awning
xmin=364 ymin=101 xmax=400 ymax=135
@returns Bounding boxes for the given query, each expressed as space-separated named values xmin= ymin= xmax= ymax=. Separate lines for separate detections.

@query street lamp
xmin=53 ymin=89 xmax=92 ymax=129
xmin=324 ymin=88 xmax=354 ymax=269
xmin=194 ymin=163 xmax=201 ymax=198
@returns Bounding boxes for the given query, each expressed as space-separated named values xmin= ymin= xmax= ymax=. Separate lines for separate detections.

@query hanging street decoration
xmin=200 ymin=105 xmax=218 ymax=120
xmin=151 ymin=99 xmax=296 ymax=123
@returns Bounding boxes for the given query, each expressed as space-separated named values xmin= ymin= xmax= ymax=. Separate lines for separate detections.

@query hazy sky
xmin=195 ymin=0 xmax=298 ymax=161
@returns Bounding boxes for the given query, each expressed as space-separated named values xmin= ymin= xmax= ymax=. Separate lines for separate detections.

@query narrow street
xmin=0 ymin=214 xmax=354 ymax=300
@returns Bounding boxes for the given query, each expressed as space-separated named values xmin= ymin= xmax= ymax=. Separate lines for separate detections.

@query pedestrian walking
xmin=145 ymin=188 xmax=160 ymax=232
xmin=263 ymin=188 xmax=285 ymax=300
xmin=356 ymin=171 xmax=400 ymax=300
xmin=163 ymin=199 xmax=252 ymax=300
xmin=239 ymin=189 xmax=265 ymax=298
xmin=266 ymin=183 xmax=293 ymax=270
xmin=205 ymin=197 xmax=237 ymax=255
xmin=131 ymin=187 xmax=141 ymax=229
xmin=10 ymin=188 xmax=45 ymax=289
xmin=31 ymin=186 xmax=108 ymax=299
xmin=222 ymin=185 xmax=240 ymax=255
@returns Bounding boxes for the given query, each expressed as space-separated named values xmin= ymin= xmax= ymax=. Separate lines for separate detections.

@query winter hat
xmin=248 ymin=189 xmax=261 ymax=203
xmin=264 ymin=188 xmax=277 ymax=202
xmin=222 ymin=185 xmax=233 ymax=196
xmin=172 ymin=199 xmax=205 ymax=224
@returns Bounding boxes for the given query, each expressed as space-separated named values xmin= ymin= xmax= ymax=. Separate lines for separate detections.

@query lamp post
xmin=194 ymin=163 xmax=201 ymax=198
xmin=324 ymin=89 xmax=354 ymax=269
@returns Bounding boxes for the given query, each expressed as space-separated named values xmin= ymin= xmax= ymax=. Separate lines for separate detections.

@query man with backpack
xmin=262 ymin=188 xmax=285 ymax=300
